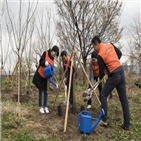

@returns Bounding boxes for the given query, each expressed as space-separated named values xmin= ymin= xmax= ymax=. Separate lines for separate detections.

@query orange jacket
xmin=89 ymin=62 xmax=99 ymax=77
xmin=38 ymin=51 xmax=54 ymax=78
xmin=98 ymin=43 xmax=121 ymax=74
xmin=63 ymin=55 xmax=74 ymax=73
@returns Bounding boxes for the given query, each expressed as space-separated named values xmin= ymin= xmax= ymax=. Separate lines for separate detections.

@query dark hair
xmin=52 ymin=45 xmax=59 ymax=57
xmin=61 ymin=50 xmax=67 ymax=57
xmin=91 ymin=36 xmax=101 ymax=45
xmin=91 ymin=51 xmax=98 ymax=58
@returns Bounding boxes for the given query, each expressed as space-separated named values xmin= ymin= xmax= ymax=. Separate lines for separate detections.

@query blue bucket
xmin=44 ymin=63 xmax=54 ymax=78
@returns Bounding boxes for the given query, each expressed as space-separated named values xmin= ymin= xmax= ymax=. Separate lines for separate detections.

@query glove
xmin=63 ymin=78 xmax=67 ymax=83
xmin=64 ymin=85 xmax=67 ymax=91
xmin=45 ymin=61 xmax=49 ymax=66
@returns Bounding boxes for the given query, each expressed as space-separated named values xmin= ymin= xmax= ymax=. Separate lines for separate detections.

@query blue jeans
xmin=39 ymin=90 xmax=48 ymax=107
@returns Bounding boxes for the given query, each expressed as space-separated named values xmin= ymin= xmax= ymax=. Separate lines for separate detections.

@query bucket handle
xmin=81 ymin=110 xmax=91 ymax=116
xmin=49 ymin=63 xmax=53 ymax=67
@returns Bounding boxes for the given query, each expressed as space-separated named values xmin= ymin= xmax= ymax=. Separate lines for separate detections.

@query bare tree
xmin=125 ymin=15 xmax=141 ymax=77
xmin=4 ymin=0 xmax=38 ymax=102
xmin=54 ymin=0 xmax=123 ymax=84
xmin=33 ymin=6 xmax=55 ymax=65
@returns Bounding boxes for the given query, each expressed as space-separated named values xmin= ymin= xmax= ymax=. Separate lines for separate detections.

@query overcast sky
xmin=0 ymin=0 xmax=141 ymax=72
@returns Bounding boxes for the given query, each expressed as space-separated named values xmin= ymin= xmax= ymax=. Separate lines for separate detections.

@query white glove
xmin=63 ymin=78 xmax=67 ymax=83
xmin=45 ymin=61 xmax=49 ymax=66
xmin=64 ymin=85 xmax=67 ymax=91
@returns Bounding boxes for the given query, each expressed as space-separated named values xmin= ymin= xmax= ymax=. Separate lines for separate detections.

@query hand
xmin=48 ymin=77 xmax=51 ymax=83
xmin=45 ymin=61 xmax=49 ymax=66
xmin=63 ymin=78 xmax=67 ymax=83
xmin=92 ymin=90 xmax=94 ymax=95
xmin=64 ymin=85 xmax=67 ymax=91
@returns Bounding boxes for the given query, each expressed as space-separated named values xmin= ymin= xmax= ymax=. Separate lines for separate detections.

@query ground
xmin=1 ymin=76 xmax=141 ymax=141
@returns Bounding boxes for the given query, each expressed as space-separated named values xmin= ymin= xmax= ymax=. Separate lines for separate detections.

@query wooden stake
xmin=75 ymin=51 xmax=101 ymax=105
xmin=64 ymin=50 xmax=74 ymax=132
xmin=52 ymin=51 xmax=74 ymax=109
xmin=1 ymin=61 xmax=19 ymax=98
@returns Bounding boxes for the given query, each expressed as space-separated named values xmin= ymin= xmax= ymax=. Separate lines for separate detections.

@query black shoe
xmin=118 ymin=124 xmax=129 ymax=130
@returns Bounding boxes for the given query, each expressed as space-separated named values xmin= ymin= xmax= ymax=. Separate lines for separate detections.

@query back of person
xmin=98 ymin=43 xmax=121 ymax=74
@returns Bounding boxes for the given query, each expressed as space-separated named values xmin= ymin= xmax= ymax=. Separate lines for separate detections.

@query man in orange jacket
xmin=91 ymin=36 xmax=130 ymax=130
xmin=61 ymin=50 xmax=74 ymax=108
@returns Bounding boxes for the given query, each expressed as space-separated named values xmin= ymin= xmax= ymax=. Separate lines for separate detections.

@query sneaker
xmin=87 ymin=105 xmax=91 ymax=109
xmin=118 ymin=123 xmax=129 ymax=130
xmin=44 ymin=107 xmax=49 ymax=113
xmin=99 ymin=120 xmax=107 ymax=127
xmin=39 ymin=107 xmax=45 ymax=114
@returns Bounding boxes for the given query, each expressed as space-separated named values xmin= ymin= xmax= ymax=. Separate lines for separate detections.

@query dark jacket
xmin=33 ymin=49 xmax=54 ymax=91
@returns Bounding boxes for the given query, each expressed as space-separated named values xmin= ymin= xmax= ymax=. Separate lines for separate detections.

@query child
xmin=61 ymin=50 xmax=74 ymax=108
xmin=33 ymin=46 xmax=59 ymax=113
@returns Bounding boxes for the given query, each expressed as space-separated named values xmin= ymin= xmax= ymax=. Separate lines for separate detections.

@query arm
xmin=39 ymin=51 xmax=46 ymax=66
xmin=111 ymin=43 xmax=122 ymax=59
xmin=98 ymin=55 xmax=105 ymax=80
xmin=89 ymin=64 xmax=94 ymax=86
xmin=63 ymin=65 xmax=67 ymax=79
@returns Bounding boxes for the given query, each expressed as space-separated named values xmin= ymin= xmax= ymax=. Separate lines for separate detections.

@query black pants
xmin=66 ymin=74 xmax=73 ymax=105
xmin=101 ymin=72 xmax=130 ymax=128
xmin=87 ymin=77 xmax=102 ymax=105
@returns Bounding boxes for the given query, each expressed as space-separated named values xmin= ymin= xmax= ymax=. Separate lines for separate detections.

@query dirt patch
xmin=2 ymin=81 xmax=141 ymax=141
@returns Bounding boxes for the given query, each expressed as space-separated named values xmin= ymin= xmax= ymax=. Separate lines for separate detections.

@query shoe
xmin=39 ymin=107 xmax=45 ymax=113
xmin=87 ymin=105 xmax=91 ymax=109
xmin=99 ymin=120 xmax=107 ymax=127
xmin=44 ymin=107 xmax=49 ymax=113
xmin=118 ymin=123 xmax=129 ymax=130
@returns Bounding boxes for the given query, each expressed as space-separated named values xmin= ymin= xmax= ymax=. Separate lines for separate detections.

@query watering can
xmin=44 ymin=63 xmax=58 ymax=88
xmin=78 ymin=109 xmax=104 ymax=134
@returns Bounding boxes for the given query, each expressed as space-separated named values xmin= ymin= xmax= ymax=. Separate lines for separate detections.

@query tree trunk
xmin=29 ymin=68 xmax=30 ymax=87
xmin=18 ymin=58 xmax=21 ymax=103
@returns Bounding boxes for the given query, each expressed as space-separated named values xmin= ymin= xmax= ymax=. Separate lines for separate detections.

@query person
xmin=91 ymin=36 xmax=130 ymax=130
xmin=33 ymin=46 xmax=59 ymax=114
xmin=87 ymin=51 xmax=112 ymax=109
xmin=87 ymin=51 xmax=102 ymax=109
xmin=61 ymin=50 xmax=74 ymax=108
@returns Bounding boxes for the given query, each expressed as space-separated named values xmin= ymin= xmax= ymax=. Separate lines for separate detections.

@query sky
xmin=0 ymin=0 xmax=141 ymax=73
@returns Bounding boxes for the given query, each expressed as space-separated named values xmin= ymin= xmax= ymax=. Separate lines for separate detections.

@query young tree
xmin=33 ymin=5 xmax=55 ymax=64
xmin=54 ymin=0 xmax=123 ymax=84
xmin=4 ymin=0 xmax=38 ymax=102
xmin=126 ymin=16 xmax=141 ymax=77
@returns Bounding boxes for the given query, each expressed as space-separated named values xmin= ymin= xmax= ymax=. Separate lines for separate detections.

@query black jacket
xmin=33 ymin=49 xmax=54 ymax=91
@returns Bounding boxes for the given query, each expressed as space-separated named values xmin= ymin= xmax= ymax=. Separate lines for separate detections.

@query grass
xmin=1 ymin=100 xmax=63 ymax=141
xmin=12 ymin=131 xmax=63 ymax=141
xmin=1 ymin=78 xmax=35 ymax=90
xmin=111 ymin=94 xmax=141 ymax=141
xmin=1 ymin=77 xmax=141 ymax=141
